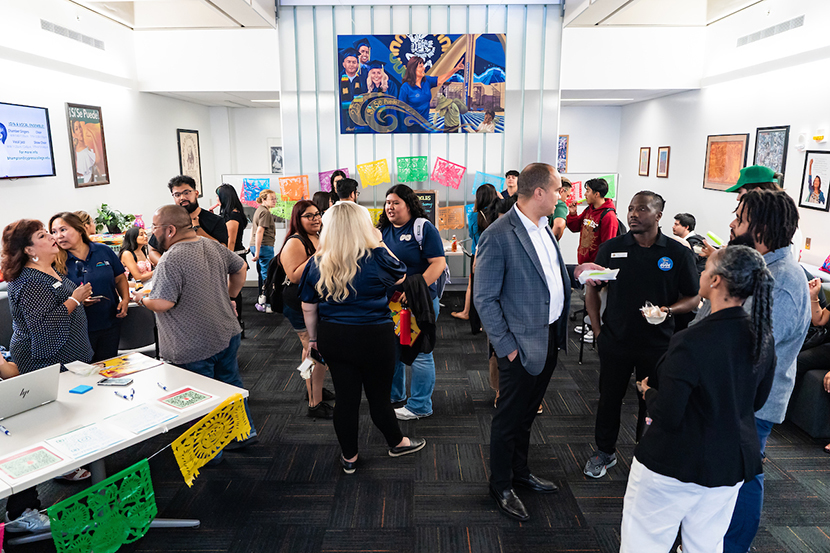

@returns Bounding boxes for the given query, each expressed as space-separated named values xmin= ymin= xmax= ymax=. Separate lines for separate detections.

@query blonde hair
xmin=257 ymin=189 xmax=276 ymax=204
xmin=75 ymin=210 xmax=93 ymax=227
xmin=314 ymin=202 xmax=380 ymax=302
xmin=367 ymin=68 xmax=390 ymax=93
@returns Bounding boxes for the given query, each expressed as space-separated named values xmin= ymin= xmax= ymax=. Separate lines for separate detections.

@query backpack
xmin=599 ymin=207 xmax=626 ymax=237
xmin=412 ymin=217 xmax=451 ymax=299
xmin=263 ymin=256 xmax=286 ymax=313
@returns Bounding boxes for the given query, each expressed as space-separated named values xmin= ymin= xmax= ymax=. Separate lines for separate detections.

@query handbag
xmin=802 ymin=325 xmax=830 ymax=351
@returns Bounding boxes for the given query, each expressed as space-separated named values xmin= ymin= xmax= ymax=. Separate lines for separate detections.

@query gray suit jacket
xmin=473 ymin=206 xmax=571 ymax=376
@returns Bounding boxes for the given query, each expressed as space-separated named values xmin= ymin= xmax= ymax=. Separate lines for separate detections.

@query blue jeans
xmin=182 ymin=333 xmax=257 ymax=439
xmin=256 ymin=245 xmax=275 ymax=295
xmin=391 ymin=296 xmax=439 ymax=416
xmin=722 ymin=417 xmax=775 ymax=553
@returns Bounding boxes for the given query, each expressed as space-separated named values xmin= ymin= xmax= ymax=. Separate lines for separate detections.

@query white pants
xmin=620 ymin=457 xmax=742 ymax=553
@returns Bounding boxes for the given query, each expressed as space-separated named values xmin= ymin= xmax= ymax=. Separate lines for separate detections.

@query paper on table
xmin=157 ymin=387 xmax=214 ymax=410
xmin=106 ymin=402 xmax=178 ymax=435
xmin=46 ymin=423 xmax=126 ymax=460
xmin=0 ymin=444 xmax=64 ymax=480
xmin=63 ymin=360 xmax=99 ymax=377
xmin=577 ymin=268 xmax=619 ymax=285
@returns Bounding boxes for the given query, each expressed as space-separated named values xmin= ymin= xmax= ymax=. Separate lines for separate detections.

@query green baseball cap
xmin=725 ymin=165 xmax=777 ymax=193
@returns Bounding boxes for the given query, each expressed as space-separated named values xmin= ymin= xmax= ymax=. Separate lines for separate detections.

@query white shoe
xmin=574 ymin=325 xmax=585 ymax=334
xmin=265 ymin=305 xmax=273 ymax=314
xmin=257 ymin=295 xmax=266 ymax=305
xmin=581 ymin=330 xmax=594 ymax=343
xmin=5 ymin=508 xmax=51 ymax=533
xmin=395 ymin=406 xmax=422 ymax=420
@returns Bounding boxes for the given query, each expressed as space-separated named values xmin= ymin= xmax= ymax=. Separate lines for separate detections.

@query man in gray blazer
xmin=474 ymin=163 xmax=572 ymax=521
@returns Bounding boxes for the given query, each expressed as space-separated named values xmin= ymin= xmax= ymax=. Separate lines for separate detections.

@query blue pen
xmin=114 ymin=388 xmax=135 ymax=401
xmin=157 ymin=382 xmax=168 ymax=391
xmin=0 ymin=425 xmax=11 ymax=436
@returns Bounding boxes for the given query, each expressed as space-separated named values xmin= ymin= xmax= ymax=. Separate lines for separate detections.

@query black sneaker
xmin=304 ymin=387 xmax=336 ymax=402
xmin=340 ymin=455 xmax=358 ymax=474
xmin=388 ymin=437 xmax=426 ymax=457
xmin=308 ymin=402 xmax=334 ymax=419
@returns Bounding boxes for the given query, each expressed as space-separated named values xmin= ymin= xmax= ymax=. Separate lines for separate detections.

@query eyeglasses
xmin=301 ymin=213 xmax=322 ymax=220
xmin=148 ymin=223 xmax=170 ymax=232
xmin=171 ymin=190 xmax=196 ymax=199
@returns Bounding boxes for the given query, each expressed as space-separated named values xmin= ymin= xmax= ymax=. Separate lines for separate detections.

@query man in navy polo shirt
xmin=583 ymin=191 xmax=700 ymax=479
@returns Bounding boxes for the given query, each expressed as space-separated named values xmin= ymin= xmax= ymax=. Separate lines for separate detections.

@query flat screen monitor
xmin=0 ymin=102 xmax=57 ymax=179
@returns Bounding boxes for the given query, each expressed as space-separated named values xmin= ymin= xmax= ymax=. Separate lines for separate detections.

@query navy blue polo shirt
xmin=595 ymin=230 xmax=699 ymax=349
xmin=381 ymin=218 xmax=444 ymax=299
xmin=299 ymin=248 xmax=406 ymax=325
xmin=66 ymin=242 xmax=126 ymax=332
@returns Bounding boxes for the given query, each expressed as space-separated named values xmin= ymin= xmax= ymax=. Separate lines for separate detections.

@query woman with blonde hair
xmin=299 ymin=202 xmax=426 ymax=474
xmin=251 ymin=188 xmax=277 ymax=311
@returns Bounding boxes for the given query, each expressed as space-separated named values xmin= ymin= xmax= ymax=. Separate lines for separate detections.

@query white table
xmin=802 ymin=262 xmax=830 ymax=283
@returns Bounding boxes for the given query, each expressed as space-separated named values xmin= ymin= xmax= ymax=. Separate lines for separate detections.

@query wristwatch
xmin=666 ymin=307 xmax=673 ymax=318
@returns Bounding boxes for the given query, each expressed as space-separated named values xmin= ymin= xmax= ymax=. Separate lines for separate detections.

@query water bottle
xmin=451 ymin=235 xmax=457 ymax=252
xmin=400 ymin=307 xmax=411 ymax=345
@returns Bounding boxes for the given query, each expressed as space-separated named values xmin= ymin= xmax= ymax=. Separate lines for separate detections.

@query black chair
xmin=118 ymin=304 xmax=159 ymax=358
xmin=0 ymin=292 xmax=12 ymax=350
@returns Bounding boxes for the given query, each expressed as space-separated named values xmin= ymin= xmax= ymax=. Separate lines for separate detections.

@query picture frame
xmin=798 ymin=150 xmax=830 ymax=212
xmin=177 ymin=129 xmax=202 ymax=197
xmin=753 ymin=125 xmax=790 ymax=179
xmin=66 ymin=103 xmax=110 ymax=188
xmin=703 ymin=133 xmax=749 ymax=191
xmin=267 ymin=137 xmax=283 ymax=175
xmin=638 ymin=147 xmax=650 ymax=176
xmin=656 ymin=146 xmax=670 ymax=178
xmin=557 ymin=135 xmax=568 ymax=174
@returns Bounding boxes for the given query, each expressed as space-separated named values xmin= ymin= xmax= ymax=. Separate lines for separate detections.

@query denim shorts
xmin=282 ymin=303 xmax=306 ymax=331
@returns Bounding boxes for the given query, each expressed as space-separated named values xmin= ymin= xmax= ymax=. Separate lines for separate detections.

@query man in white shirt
xmin=321 ymin=178 xmax=373 ymax=227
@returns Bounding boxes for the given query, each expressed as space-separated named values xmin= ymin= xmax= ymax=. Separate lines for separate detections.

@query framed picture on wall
xmin=753 ymin=125 xmax=789 ymax=178
xmin=66 ymin=103 xmax=110 ymax=188
xmin=703 ymin=133 xmax=749 ymax=191
xmin=177 ymin=129 xmax=202 ymax=197
xmin=268 ymin=138 xmax=283 ymax=175
xmin=557 ymin=135 xmax=568 ymax=174
xmin=798 ymin=150 xmax=830 ymax=212
xmin=638 ymin=147 xmax=650 ymax=176
xmin=656 ymin=146 xmax=670 ymax=178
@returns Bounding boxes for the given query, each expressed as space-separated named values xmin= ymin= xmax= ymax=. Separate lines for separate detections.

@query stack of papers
xmin=577 ymin=268 xmax=619 ymax=285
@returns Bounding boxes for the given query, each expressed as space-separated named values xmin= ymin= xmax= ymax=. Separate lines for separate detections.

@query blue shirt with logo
xmin=382 ymin=217 xmax=444 ymax=299
xmin=65 ymin=242 xmax=126 ymax=332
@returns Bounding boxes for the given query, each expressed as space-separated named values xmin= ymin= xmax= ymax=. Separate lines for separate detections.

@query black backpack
xmin=263 ymin=256 xmax=286 ymax=313
xmin=599 ymin=207 xmax=626 ymax=236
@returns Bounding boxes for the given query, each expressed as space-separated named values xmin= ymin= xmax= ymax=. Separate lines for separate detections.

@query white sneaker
xmin=574 ymin=325 xmax=585 ymax=334
xmin=5 ymin=508 xmax=51 ymax=533
xmin=265 ymin=305 xmax=273 ymax=314
xmin=581 ymin=330 xmax=594 ymax=343
xmin=257 ymin=295 xmax=266 ymax=305
xmin=394 ymin=406 xmax=423 ymax=420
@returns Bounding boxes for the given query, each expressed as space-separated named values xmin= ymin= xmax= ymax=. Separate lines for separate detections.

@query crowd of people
xmin=0 ymin=161 xmax=827 ymax=553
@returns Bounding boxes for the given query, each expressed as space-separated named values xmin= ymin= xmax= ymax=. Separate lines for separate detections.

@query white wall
xmin=559 ymin=106 xmax=621 ymax=174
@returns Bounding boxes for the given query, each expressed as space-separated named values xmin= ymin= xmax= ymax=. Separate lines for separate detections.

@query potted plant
xmin=94 ymin=204 xmax=135 ymax=233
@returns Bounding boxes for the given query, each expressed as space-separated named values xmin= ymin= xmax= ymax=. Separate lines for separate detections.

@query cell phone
xmin=88 ymin=295 xmax=109 ymax=301
xmin=309 ymin=348 xmax=325 ymax=365
xmin=97 ymin=377 xmax=134 ymax=387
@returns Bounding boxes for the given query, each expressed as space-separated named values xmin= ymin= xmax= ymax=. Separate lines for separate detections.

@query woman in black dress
xmin=217 ymin=184 xmax=250 ymax=325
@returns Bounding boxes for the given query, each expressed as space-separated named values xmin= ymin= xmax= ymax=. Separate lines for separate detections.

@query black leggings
xmin=317 ymin=320 xmax=403 ymax=459
xmin=6 ymin=487 xmax=41 ymax=520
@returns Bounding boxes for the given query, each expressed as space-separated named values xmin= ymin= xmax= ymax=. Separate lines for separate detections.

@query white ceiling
xmin=151 ymin=91 xmax=280 ymax=108
xmin=560 ymin=89 xmax=694 ymax=106
xmin=72 ymin=0 xmax=276 ymax=29
xmin=564 ymin=0 xmax=763 ymax=27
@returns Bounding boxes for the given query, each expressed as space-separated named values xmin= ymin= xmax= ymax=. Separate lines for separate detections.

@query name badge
xmin=611 ymin=252 xmax=628 ymax=258
xmin=52 ymin=281 xmax=62 ymax=289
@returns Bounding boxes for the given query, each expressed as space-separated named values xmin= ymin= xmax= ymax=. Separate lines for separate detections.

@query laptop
xmin=0 ymin=363 xmax=60 ymax=420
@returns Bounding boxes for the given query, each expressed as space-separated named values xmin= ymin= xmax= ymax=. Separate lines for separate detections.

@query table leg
xmin=89 ymin=458 xmax=107 ymax=484
xmin=7 ymin=519 xmax=201 ymax=546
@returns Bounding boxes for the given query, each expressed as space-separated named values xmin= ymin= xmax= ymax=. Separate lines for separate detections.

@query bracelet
xmin=69 ymin=297 xmax=81 ymax=307
xmin=813 ymin=299 xmax=822 ymax=303
xmin=666 ymin=307 xmax=673 ymax=318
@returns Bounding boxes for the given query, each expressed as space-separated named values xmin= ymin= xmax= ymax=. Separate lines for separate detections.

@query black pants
xmin=6 ymin=487 xmax=41 ymax=520
xmin=468 ymin=256 xmax=482 ymax=335
xmin=797 ymin=343 xmax=830 ymax=377
xmin=318 ymin=320 xmax=404 ymax=459
xmin=89 ymin=322 xmax=121 ymax=362
xmin=595 ymin=334 xmax=665 ymax=454
xmin=490 ymin=325 xmax=558 ymax=493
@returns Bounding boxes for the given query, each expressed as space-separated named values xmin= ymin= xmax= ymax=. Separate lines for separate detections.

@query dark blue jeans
xmin=181 ymin=333 xmax=256 ymax=439
xmin=722 ymin=417 xmax=775 ymax=553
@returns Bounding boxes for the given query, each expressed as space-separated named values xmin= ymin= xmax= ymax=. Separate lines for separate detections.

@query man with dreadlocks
xmin=718 ymin=188 xmax=811 ymax=552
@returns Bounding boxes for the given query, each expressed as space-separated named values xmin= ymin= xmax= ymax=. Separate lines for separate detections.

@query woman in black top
xmin=620 ymin=245 xmax=775 ymax=553
xmin=216 ymin=184 xmax=249 ymax=254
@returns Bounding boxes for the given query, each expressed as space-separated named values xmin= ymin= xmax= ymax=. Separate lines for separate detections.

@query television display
xmin=0 ymin=102 xmax=56 ymax=179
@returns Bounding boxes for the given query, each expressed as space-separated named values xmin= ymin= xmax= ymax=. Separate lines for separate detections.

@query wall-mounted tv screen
xmin=0 ymin=102 xmax=57 ymax=179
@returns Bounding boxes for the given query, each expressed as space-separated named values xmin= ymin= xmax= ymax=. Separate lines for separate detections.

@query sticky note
xmin=69 ymin=385 xmax=93 ymax=394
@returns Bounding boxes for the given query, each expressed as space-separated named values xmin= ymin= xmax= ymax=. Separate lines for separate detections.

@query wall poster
xmin=66 ymin=103 xmax=109 ymax=188
xmin=703 ymin=133 xmax=749 ymax=191
xmin=799 ymin=151 xmax=830 ymax=212
xmin=753 ymin=125 xmax=789 ymax=178
xmin=336 ymin=34 xmax=506 ymax=134
xmin=177 ymin=129 xmax=202 ymax=197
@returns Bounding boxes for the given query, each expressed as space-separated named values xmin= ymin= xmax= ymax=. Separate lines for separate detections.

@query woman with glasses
xmin=279 ymin=200 xmax=334 ymax=418
xmin=49 ymin=212 xmax=129 ymax=362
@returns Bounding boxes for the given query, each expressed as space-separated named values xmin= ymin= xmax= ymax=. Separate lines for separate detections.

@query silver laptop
xmin=0 ymin=363 xmax=60 ymax=420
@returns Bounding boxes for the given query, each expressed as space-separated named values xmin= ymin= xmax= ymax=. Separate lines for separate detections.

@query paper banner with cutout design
xmin=357 ymin=159 xmax=391 ymax=188
xmin=431 ymin=158 xmax=466 ymax=190
xmin=318 ymin=168 xmax=349 ymax=192
xmin=278 ymin=175 xmax=310 ymax=201
xmin=472 ymin=171 xmax=505 ymax=195
xmin=600 ymin=174 xmax=617 ymax=199
xmin=0 ymin=522 xmax=4 ymax=547
xmin=566 ymin=181 xmax=583 ymax=205
xmin=240 ymin=178 xmax=271 ymax=207
xmin=48 ymin=459 xmax=157 ymax=553
xmin=272 ymin=199 xmax=297 ymax=220
xmin=396 ymin=156 xmax=429 ymax=183
xmin=368 ymin=208 xmax=383 ymax=226
xmin=171 ymin=393 xmax=251 ymax=487
xmin=438 ymin=205 xmax=466 ymax=230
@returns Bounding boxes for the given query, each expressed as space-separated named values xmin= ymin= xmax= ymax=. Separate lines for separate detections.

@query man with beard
xmin=583 ymin=191 xmax=699 ymax=479
xmin=135 ymin=205 xmax=257 ymax=450
xmin=148 ymin=175 xmax=228 ymax=264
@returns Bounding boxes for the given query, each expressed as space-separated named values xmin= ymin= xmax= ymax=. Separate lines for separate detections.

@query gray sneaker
xmin=5 ymin=508 xmax=50 ymax=533
xmin=583 ymin=451 xmax=616 ymax=478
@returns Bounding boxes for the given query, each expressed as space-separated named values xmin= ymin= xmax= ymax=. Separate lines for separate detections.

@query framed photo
xmin=753 ymin=125 xmax=789 ymax=178
xmin=177 ymin=129 xmax=202 ymax=197
xmin=639 ymin=147 xmax=650 ymax=176
xmin=557 ymin=135 xmax=568 ymax=174
xmin=703 ymin=133 xmax=749 ymax=191
xmin=66 ymin=103 xmax=110 ymax=188
xmin=267 ymin=137 xmax=283 ymax=175
xmin=799 ymin=150 xmax=830 ymax=212
xmin=656 ymin=146 xmax=671 ymax=178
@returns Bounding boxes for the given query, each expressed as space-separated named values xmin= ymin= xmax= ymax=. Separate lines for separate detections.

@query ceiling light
xmin=565 ymin=98 xmax=635 ymax=102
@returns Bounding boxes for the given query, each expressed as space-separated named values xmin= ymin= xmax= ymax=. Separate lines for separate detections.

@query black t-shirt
xmin=226 ymin=210 xmax=248 ymax=252
xmin=149 ymin=208 xmax=229 ymax=253
xmin=595 ymin=230 xmax=699 ymax=349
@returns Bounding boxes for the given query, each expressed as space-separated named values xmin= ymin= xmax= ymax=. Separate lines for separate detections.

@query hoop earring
xmin=32 ymin=256 xmax=39 ymax=262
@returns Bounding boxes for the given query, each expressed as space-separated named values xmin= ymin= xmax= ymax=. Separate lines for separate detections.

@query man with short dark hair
xmin=583 ymin=191 xmax=699 ymax=479
xmin=566 ymin=178 xmax=618 ymax=264
xmin=550 ymin=178 xmax=572 ymax=240
xmin=322 ymin=177 xmax=372 ymax=226
xmin=475 ymin=163 xmax=571 ymax=521
xmin=504 ymin=170 xmax=520 ymax=198
xmin=672 ymin=212 xmax=706 ymax=274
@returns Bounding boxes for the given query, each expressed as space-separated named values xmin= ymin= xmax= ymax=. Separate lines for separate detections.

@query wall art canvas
xmin=336 ymin=34 xmax=505 ymax=134
xmin=753 ymin=125 xmax=789 ymax=177
xmin=799 ymin=150 xmax=830 ymax=212
xmin=557 ymin=135 xmax=568 ymax=174
xmin=66 ymin=103 xmax=110 ymax=188
xmin=703 ymin=133 xmax=749 ymax=191
xmin=638 ymin=147 xmax=650 ymax=176
xmin=177 ymin=129 xmax=202 ymax=196
xmin=656 ymin=146 xmax=670 ymax=178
